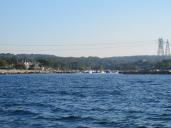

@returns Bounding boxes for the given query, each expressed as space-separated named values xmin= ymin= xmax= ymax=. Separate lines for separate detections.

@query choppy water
xmin=0 ymin=74 xmax=171 ymax=128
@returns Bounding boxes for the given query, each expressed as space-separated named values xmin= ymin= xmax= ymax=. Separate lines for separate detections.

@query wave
xmin=76 ymin=126 xmax=92 ymax=128
xmin=6 ymin=109 xmax=38 ymax=116
xmin=57 ymin=115 xmax=97 ymax=121
xmin=147 ymin=113 xmax=171 ymax=121
xmin=34 ymin=115 xmax=98 ymax=123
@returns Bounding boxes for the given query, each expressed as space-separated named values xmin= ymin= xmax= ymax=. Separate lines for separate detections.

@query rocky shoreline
xmin=120 ymin=70 xmax=171 ymax=74
xmin=0 ymin=70 xmax=47 ymax=74
xmin=1 ymin=69 xmax=171 ymax=75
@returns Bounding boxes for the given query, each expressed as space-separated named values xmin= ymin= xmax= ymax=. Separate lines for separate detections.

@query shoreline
xmin=0 ymin=69 xmax=171 ymax=75
xmin=120 ymin=71 xmax=171 ymax=74
xmin=0 ymin=69 xmax=49 ymax=74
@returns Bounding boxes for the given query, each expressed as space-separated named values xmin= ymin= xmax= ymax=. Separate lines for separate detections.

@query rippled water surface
xmin=0 ymin=74 xmax=171 ymax=128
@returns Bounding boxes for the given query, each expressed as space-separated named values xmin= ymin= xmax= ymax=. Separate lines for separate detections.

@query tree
xmin=0 ymin=60 xmax=9 ymax=67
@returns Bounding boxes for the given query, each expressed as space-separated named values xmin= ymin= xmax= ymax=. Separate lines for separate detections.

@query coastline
xmin=0 ymin=69 xmax=46 ymax=74
xmin=120 ymin=70 xmax=171 ymax=74
xmin=1 ymin=69 xmax=171 ymax=75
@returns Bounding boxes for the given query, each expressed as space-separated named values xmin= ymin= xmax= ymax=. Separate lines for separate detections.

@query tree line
xmin=0 ymin=53 xmax=171 ymax=71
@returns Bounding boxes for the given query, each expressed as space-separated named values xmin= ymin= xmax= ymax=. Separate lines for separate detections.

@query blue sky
xmin=0 ymin=0 xmax=171 ymax=57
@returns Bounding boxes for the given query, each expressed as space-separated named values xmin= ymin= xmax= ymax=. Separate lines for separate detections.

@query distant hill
xmin=0 ymin=53 xmax=171 ymax=70
xmin=107 ymin=55 xmax=171 ymax=63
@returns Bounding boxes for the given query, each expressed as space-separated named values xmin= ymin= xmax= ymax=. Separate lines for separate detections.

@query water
xmin=0 ymin=74 xmax=171 ymax=128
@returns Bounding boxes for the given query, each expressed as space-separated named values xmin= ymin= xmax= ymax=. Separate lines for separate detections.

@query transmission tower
xmin=157 ymin=38 xmax=164 ymax=56
xmin=165 ymin=40 xmax=170 ymax=56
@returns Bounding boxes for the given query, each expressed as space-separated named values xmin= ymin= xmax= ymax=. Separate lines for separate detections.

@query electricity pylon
xmin=157 ymin=38 xmax=164 ymax=56
xmin=165 ymin=40 xmax=170 ymax=56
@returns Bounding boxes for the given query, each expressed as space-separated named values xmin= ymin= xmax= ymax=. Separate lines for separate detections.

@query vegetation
xmin=0 ymin=53 xmax=171 ymax=71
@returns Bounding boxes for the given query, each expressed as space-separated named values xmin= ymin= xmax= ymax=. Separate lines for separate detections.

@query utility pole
xmin=165 ymin=40 xmax=170 ymax=56
xmin=157 ymin=38 xmax=164 ymax=56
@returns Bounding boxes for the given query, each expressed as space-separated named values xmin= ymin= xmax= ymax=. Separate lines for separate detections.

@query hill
xmin=0 ymin=53 xmax=171 ymax=71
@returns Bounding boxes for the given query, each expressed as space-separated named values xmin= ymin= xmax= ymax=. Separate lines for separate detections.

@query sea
xmin=0 ymin=74 xmax=171 ymax=128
